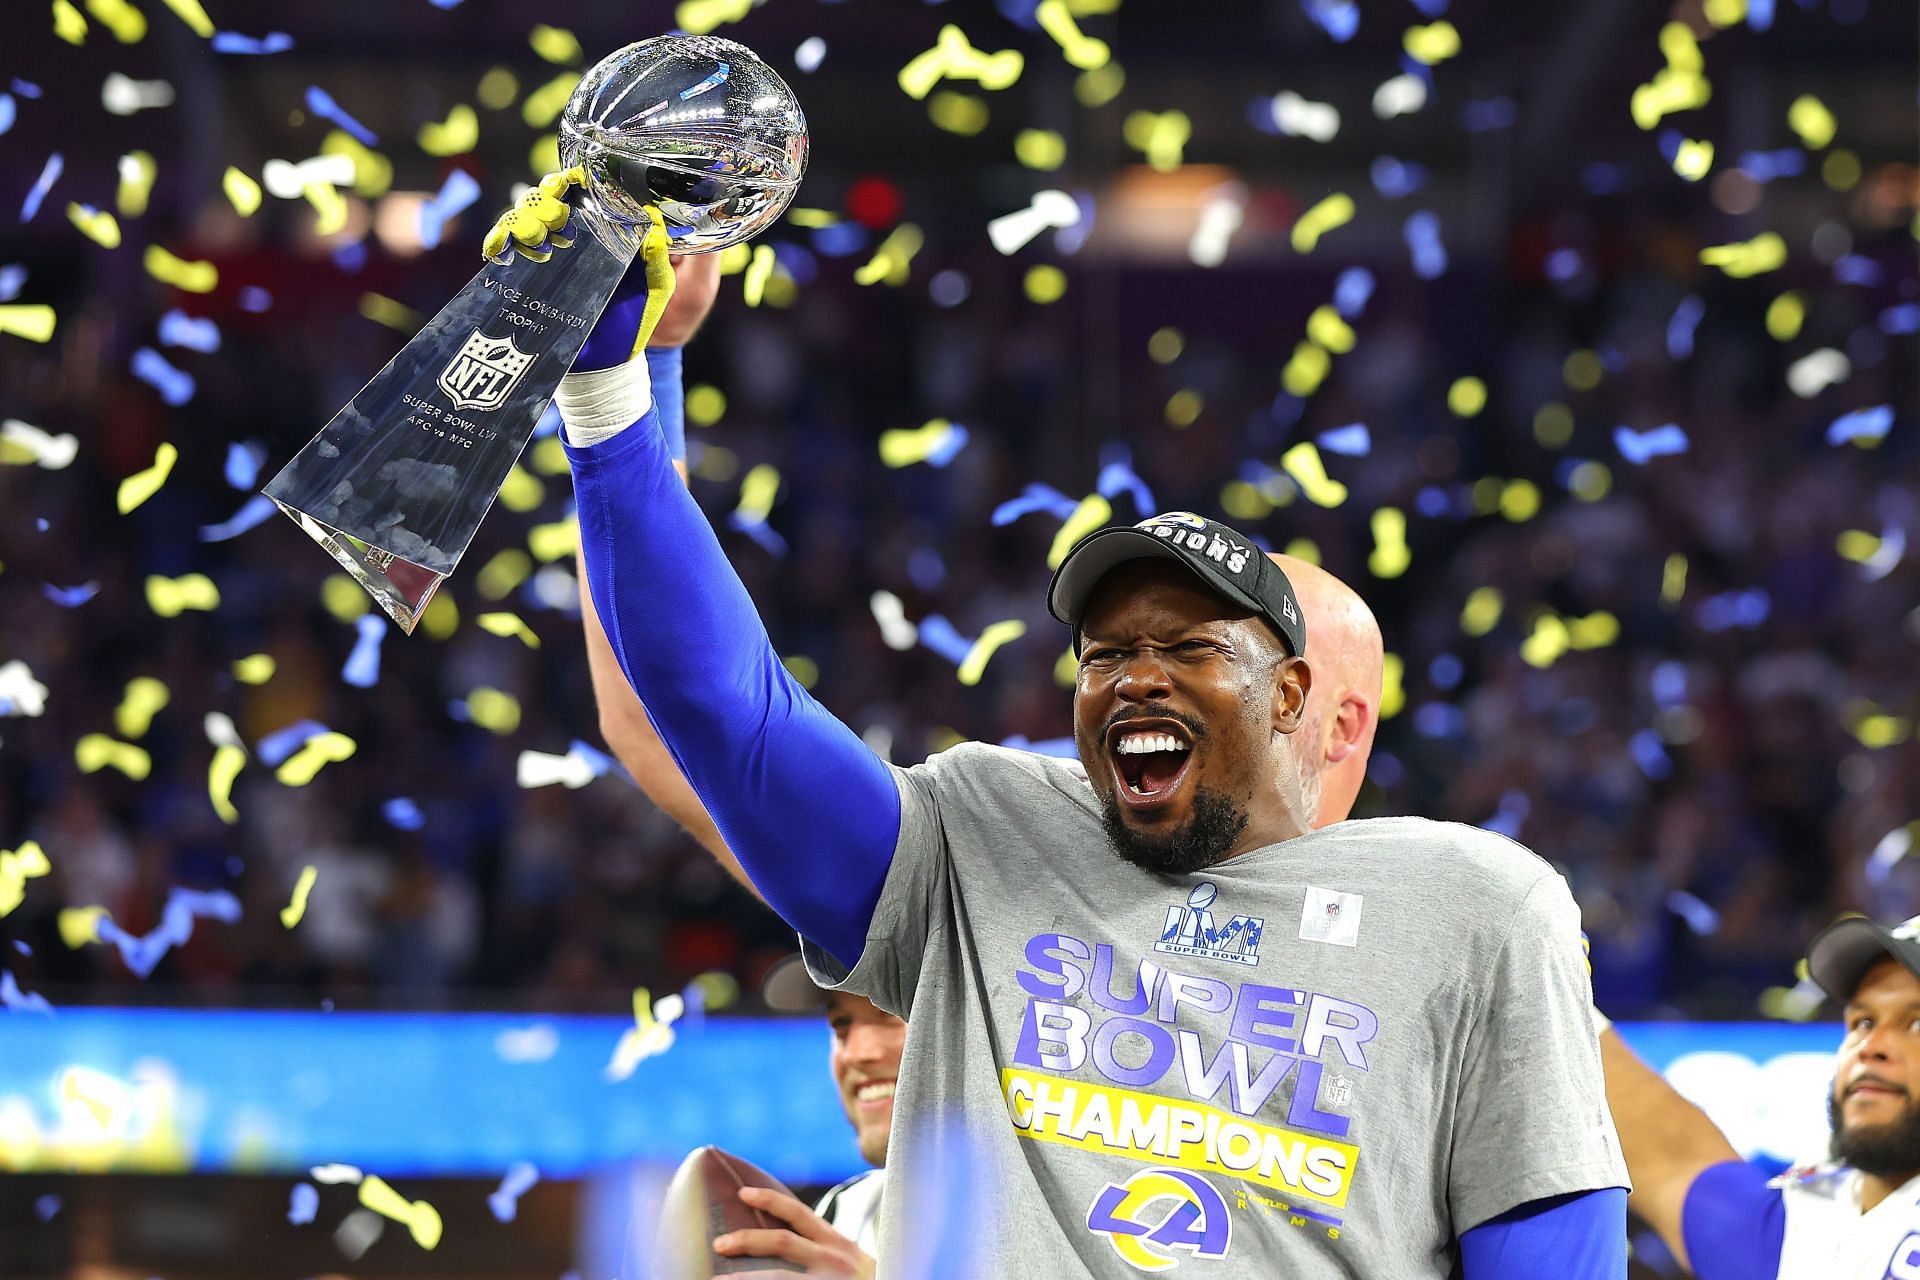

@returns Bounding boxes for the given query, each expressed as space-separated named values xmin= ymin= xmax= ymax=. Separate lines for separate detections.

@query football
xmin=653 ymin=1145 xmax=805 ymax=1277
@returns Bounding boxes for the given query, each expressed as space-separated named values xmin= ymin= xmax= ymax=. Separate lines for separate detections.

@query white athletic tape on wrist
xmin=557 ymin=359 xmax=653 ymax=447
xmin=1590 ymin=1004 xmax=1613 ymax=1038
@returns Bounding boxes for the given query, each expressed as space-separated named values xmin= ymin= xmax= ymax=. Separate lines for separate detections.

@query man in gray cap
xmin=1595 ymin=913 xmax=1920 ymax=1278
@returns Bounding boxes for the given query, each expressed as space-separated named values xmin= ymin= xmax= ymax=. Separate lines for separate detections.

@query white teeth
xmin=1115 ymin=731 xmax=1189 ymax=755
xmin=855 ymin=1082 xmax=896 ymax=1102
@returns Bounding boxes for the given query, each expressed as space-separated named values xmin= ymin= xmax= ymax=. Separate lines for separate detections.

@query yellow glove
xmin=481 ymin=167 xmax=584 ymax=265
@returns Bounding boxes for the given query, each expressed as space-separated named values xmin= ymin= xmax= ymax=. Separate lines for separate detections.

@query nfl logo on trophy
xmin=438 ymin=332 xmax=536 ymax=412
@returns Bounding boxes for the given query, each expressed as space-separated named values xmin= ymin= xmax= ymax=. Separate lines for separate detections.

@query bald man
xmin=582 ymin=551 xmax=1386 ymax=886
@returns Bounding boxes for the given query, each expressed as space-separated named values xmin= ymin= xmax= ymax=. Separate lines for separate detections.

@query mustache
xmin=1848 ymin=1074 xmax=1909 ymax=1099
xmin=1103 ymin=707 xmax=1207 ymax=742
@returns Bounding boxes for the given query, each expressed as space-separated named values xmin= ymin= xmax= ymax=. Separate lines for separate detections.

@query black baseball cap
xmin=1048 ymin=512 xmax=1306 ymax=658
xmin=1807 ymin=913 xmax=1920 ymax=1002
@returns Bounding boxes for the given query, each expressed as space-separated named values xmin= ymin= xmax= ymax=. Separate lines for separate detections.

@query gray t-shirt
xmin=804 ymin=743 xmax=1627 ymax=1279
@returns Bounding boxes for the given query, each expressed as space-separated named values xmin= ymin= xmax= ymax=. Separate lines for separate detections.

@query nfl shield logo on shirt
xmin=436 ymin=329 xmax=536 ymax=412
xmin=1299 ymin=887 xmax=1363 ymax=948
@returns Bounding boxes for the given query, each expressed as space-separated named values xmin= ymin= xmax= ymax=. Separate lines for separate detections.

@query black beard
xmin=1100 ymin=784 xmax=1250 ymax=875
xmin=1830 ymin=1080 xmax=1920 ymax=1179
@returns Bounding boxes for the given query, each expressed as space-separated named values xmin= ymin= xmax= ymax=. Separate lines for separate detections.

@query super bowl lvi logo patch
xmin=1299 ymin=887 xmax=1362 ymax=948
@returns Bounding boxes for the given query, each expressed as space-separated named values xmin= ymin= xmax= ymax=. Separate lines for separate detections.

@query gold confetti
xmin=528 ymin=23 xmax=580 ymax=64
xmin=1402 ymin=21 xmax=1460 ymax=65
xmin=1024 ymin=264 xmax=1067 ymax=304
xmin=1164 ymin=389 xmax=1202 ymax=428
xmin=208 ymin=742 xmax=244 ymax=822
xmin=675 ymin=0 xmax=754 ymax=36
xmin=1015 ymin=129 xmax=1067 ymax=171
xmin=1290 ymin=193 xmax=1354 ymax=254
xmin=477 ymin=66 xmax=519 ymax=110
xmin=477 ymin=612 xmax=541 ymax=648
xmin=1520 ymin=613 xmax=1570 ymax=668
xmin=1671 ymin=138 xmax=1714 ymax=182
xmin=529 ymin=132 xmax=561 ymax=177
xmin=1281 ymin=538 xmax=1320 ymax=565
xmin=1281 ymin=442 xmax=1347 ymax=508
xmin=0 ymin=841 xmax=51 ymax=917
xmin=879 ymin=419 xmax=962 ymax=468
xmin=52 ymin=0 xmax=88 ymax=44
xmin=276 ymin=731 xmax=357 ymax=786
xmin=303 ymin=180 xmax=348 ymax=237
xmin=742 ymin=243 xmax=776 ymax=306
xmin=1499 ymin=479 xmax=1541 ymax=522
xmin=222 ymin=166 xmax=262 ymax=216
xmin=957 ymin=620 xmax=1028 ymax=686
xmin=146 ymin=573 xmax=219 ymax=616
xmin=0 ymin=306 xmax=58 ymax=343
xmin=898 ymin=25 xmax=1024 ymax=100
xmin=319 ymin=574 xmax=369 ymax=623
xmin=1566 ymin=611 xmax=1619 ymax=649
xmin=1766 ymin=291 xmax=1805 ymax=341
xmin=1822 ymin=150 xmax=1861 ymax=191
xmin=1836 ymin=529 xmax=1883 ymax=563
xmin=1447 ymin=376 xmax=1487 ymax=417
xmin=1461 ymin=587 xmax=1502 ymax=636
xmin=1123 ymin=109 xmax=1190 ymax=172
xmin=1281 ymin=342 xmax=1332 ymax=397
xmin=85 ymin=0 xmax=146 ymax=41
xmin=853 ymin=224 xmax=924 ymax=286
xmin=75 ymin=733 xmax=152 ymax=780
xmin=116 ymin=150 xmax=156 ymax=216
xmin=1148 ymin=328 xmax=1184 ymax=363
xmin=1037 ymin=0 xmax=1111 ymax=70
xmin=280 ymin=866 xmax=317 ymax=928
xmin=734 ymin=464 xmax=781 ymax=525
xmin=420 ymin=594 xmax=459 ymax=640
xmin=528 ymin=515 xmax=579 ymax=562
xmin=1368 ymin=507 xmax=1410 ymax=578
xmin=1787 ymin=94 xmax=1836 ymax=149
xmin=322 ymin=131 xmax=393 ymax=199
xmin=359 ymin=1176 xmax=442 ymax=1251
xmin=1563 ymin=349 xmax=1603 ymax=390
xmin=1630 ymin=25 xmax=1711 ymax=131
xmin=358 ymin=292 xmax=421 ymax=334
xmin=1533 ymin=402 xmax=1573 ymax=448
xmin=782 ymin=655 xmax=819 ymax=689
xmin=521 ymin=72 xmax=581 ymax=129
xmin=232 ymin=654 xmax=276 ymax=684
xmin=1845 ymin=700 xmax=1912 ymax=749
xmin=1661 ymin=553 xmax=1688 ymax=605
xmin=1567 ymin=460 xmax=1611 ymax=502
xmin=497 ymin=465 xmax=543 ymax=513
xmin=117 ymin=442 xmax=177 ymax=514
xmin=1699 ymin=232 xmax=1785 ymax=278
xmin=1305 ymin=306 xmax=1355 ymax=354
xmin=159 ymin=0 xmax=213 ymax=36
xmin=113 ymin=677 xmax=169 ymax=739
xmin=1074 ymin=63 xmax=1124 ymax=108
xmin=477 ymin=548 xmax=533 ymax=600
xmin=1703 ymin=0 xmax=1746 ymax=25
xmin=1055 ymin=648 xmax=1080 ymax=688
xmin=144 ymin=245 xmax=217 ymax=292
xmin=417 ymin=104 xmax=478 ymax=157
xmin=717 ymin=243 xmax=752 ymax=276
xmin=1048 ymin=495 xmax=1112 ymax=569
xmin=784 ymin=208 xmax=837 ymax=229
xmin=464 ymin=688 xmax=521 ymax=735
xmin=529 ymin=436 xmax=570 ymax=474
xmin=59 ymin=906 xmax=108 ymax=948
xmin=67 ymin=203 xmax=122 ymax=249
xmin=929 ymin=90 xmax=990 ymax=136
xmin=1379 ymin=653 xmax=1405 ymax=719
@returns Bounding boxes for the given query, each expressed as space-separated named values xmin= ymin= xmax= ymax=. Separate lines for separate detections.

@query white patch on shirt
xmin=1298 ymin=886 xmax=1362 ymax=947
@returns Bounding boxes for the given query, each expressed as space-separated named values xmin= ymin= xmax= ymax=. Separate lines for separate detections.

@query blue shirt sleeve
xmin=1458 ymin=1188 xmax=1626 ymax=1280
xmin=1680 ymin=1160 xmax=1785 ymax=1280
xmin=643 ymin=346 xmax=686 ymax=462
xmin=565 ymin=411 xmax=899 ymax=968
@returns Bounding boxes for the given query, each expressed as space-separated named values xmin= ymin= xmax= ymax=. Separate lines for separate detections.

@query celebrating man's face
xmin=1829 ymin=957 xmax=1920 ymax=1178
xmin=828 ymin=990 xmax=906 ymax=1166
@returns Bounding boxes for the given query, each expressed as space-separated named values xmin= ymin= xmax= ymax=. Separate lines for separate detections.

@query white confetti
xmin=1188 ymin=183 xmax=1247 ymax=268
xmin=1372 ymin=73 xmax=1428 ymax=119
xmin=1270 ymin=90 xmax=1340 ymax=142
xmin=869 ymin=591 xmax=919 ymax=650
xmin=2 ymin=419 xmax=79 ymax=469
xmin=987 ymin=189 xmax=1080 ymax=255
xmin=100 ymin=73 xmax=175 ymax=116
xmin=1785 ymin=347 xmax=1850 ymax=398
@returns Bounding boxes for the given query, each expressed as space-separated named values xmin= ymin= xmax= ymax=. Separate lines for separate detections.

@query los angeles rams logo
xmin=1085 ymin=1167 xmax=1233 ymax=1271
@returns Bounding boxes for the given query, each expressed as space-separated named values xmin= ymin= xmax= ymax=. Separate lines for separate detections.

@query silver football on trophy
xmin=559 ymin=34 xmax=809 ymax=255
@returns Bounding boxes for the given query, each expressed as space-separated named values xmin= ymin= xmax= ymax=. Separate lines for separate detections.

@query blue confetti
xmin=1880 ymin=305 xmax=1920 ymax=335
xmin=1656 ymin=129 xmax=1684 ymax=164
xmin=1650 ymin=660 xmax=1688 ymax=709
xmin=1407 ymin=0 xmax=1448 ymax=13
xmin=991 ymin=482 xmax=1079 ymax=526
xmin=10 ymin=80 xmax=40 ymax=98
xmin=428 ymin=0 xmax=464 ymax=7
xmin=1333 ymin=267 xmax=1374 ymax=318
xmin=96 ymin=887 xmax=242 ymax=979
xmin=1695 ymin=588 xmax=1770 ymax=632
xmin=13 ymin=940 xmax=30 ymax=955
xmin=1404 ymin=211 xmax=1447 ymax=280
xmin=810 ymin=222 xmax=869 ymax=257
xmin=224 ymin=441 xmax=263 ymax=489
xmin=1301 ymin=0 xmax=1359 ymax=42
xmin=199 ymin=494 xmax=277 ymax=542
xmin=20 ymin=152 xmax=61 ymax=222
xmin=0 ymin=264 xmax=23 ymax=301
xmin=1580 ymin=163 xmax=1627 ymax=195
xmin=907 ymin=547 xmax=945 ymax=591
xmin=211 ymin=31 xmax=295 ymax=55
xmin=383 ymin=797 xmax=426 ymax=830
xmin=488 ymin=1162 xmax=540 ymax=1223
xmin=922 ymin=422 xmax=971 ymax=468
xmin=568 ymin=739 xmax=618 ymax=780
xmin=131 ymin=347 xmax=195 ymax=406
xmin=1316 ymin=423 xmax=1371 ymax=457
xmin=1665 ymin=295 xmax=1704 ymax=360
xmin=1833 ymin=254 xmax=1883 ymax=287
xmin=0 ymin=94 xmax=14 ymax=137
xmin=1267 ymin=392 xmax=1305 ymax=431
xmin=1428 ymin=653 xmax=1462 ymax=690
xmin=1613 ymin=424 xmax=1689 ymax=464
xmin=33 ymin=1194 xmax=59 ymax=1222
xmin=1461 ymin=98 xmax=1517 ymax=131
xmin=533 ymin=401 xmax=563 ymax=438
xmin=915 ymin=614 xmax=974 ymax=666
xmin=331 ymin=240 xmax=367 ymax=273
xmin=237 ymin=286 xmax=272 ymax=312
xmin=41 ymin=582 xmax=99 ymax=607
xmin=1665 ymin=890 xmax=1720 ymax=936
xmin=1414 ymin=702 xmax=1467 ymax=739
xmin=999 ymin=734 xmax=1078 ymax=758
xmin=258 ymin=720 xmax=330 ymax=766
xmin=1630 ymin=729 xmax=1672 ymax=780
xmin=1478 ymin=790 xmax=1530 ymax=839
xmin=1544 ymin=249 xmax=1583 ymax=283
xmin=340 ymin=614 xmax=389 ymax=688
xmin=773 ymin=242 xmax=819 ymax=285
xmin=1826 ymin=404 xmax=1893 ymax=446
xmin=1054 ymin=192 xmax=1098 ymax=256
xmin=1096 ymin=444 xmax=1155 ymax=514
xmin=288 ymin=1182 xmax=319 ymax=1225
xmin=1747 ymin=0 xmax=1773 ymax=27
xmin=1737 ymin=148 xmax=1804 ymax=182
xmin=731 ymin=517 xmax=788 ymax=557
xmin=158 ymin=309 xmax=221 ymax=353
xmin=1369 ymin=155 xmax=1428 ymax=199
xmin=419 ymin=169 xmax=482 ymax=249
xmin=1 ymin=970 xmax=52 ymax=1015
xmin=304 ymin=85 xmax=378 ymax=146
xmin=995 ymin=0 xmax=1042 ymax=29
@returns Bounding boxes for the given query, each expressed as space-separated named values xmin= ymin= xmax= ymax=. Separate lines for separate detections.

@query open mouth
xmin=1107 ymin=721 xmax=1194 ymax=811
xmin=851 ymin=1080 xmax=896 ymax=1111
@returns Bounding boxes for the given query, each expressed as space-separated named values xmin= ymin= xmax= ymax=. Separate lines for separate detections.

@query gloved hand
xmin=480 ymin=168 xmax=678 ymax=372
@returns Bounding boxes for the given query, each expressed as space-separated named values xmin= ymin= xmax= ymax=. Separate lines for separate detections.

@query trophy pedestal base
xmin=272 ymin=501 xmax=445 ymax=634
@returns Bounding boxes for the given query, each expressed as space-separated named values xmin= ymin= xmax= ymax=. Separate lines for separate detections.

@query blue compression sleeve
xmin=565 ymin=411 xmax=898 ymax=969
xmin=1458 ymin=1188 xmax=1626 ymax=1280
xmin=644 ymin=346 xmax=687 ymax=462
xmin=1680 ymin=1160 xmax=1785 ymax=1280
